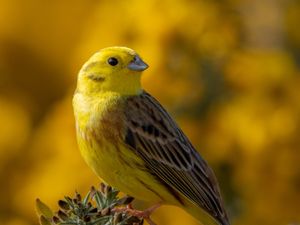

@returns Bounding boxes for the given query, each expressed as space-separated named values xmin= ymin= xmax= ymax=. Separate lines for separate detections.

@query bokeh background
xmin=1 ymin=0 xmax=300 ymax=225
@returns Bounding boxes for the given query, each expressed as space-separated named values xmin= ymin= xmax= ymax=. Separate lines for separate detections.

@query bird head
xmin=76 ymin=46 xmax=148 ymax=96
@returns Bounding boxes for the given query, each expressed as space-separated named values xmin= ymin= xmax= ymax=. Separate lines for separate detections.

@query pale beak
xmin=127 ymin=55 xmax=149 ymax=71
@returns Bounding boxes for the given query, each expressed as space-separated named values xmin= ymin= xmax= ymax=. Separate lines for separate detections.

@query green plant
xmin=36 ymin=183 xmax=143 ymax=225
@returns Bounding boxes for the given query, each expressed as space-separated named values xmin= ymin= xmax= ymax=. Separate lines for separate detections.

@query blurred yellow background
xmin=0 ymin=0 xmax=300 ymax=225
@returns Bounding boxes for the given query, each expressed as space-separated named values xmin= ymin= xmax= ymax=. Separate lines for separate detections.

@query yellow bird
xmin=73 ymin=47 xmax=229 ymax=225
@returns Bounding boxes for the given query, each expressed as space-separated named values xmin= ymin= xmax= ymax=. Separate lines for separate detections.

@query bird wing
xmin=124 ymin=91 xmax=229 ymax=225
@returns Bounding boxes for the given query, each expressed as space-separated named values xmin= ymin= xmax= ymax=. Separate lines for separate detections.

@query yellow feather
xmin=73 ymin=47 xmax=227 ymax=225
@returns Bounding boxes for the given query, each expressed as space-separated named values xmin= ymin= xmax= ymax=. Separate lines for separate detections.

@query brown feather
xmin=123 ymin=91 xmax=229 ymax=225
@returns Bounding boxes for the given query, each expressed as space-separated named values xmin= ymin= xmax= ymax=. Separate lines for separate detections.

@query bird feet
xmin=113 ymin=202 xmax=161 ymax=225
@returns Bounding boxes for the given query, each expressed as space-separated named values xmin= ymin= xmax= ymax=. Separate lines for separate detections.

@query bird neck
xmin=73 ymin=91 xmax=125 ymax=131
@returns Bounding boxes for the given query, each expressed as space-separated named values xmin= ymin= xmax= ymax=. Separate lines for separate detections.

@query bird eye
xmin=107 ymin=57 xmax=118 ymax=66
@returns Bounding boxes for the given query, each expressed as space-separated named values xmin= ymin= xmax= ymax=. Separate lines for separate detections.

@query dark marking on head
xmin=88 ymin=74 xmax=105 ymax=82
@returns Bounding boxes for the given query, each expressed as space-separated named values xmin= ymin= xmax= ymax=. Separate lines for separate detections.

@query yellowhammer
xmin=73 ymin=47 xmax=229 ymax=225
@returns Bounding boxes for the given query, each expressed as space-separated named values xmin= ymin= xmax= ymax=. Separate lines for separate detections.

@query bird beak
xmin=127 ymin=55 xmax=149 ymax=71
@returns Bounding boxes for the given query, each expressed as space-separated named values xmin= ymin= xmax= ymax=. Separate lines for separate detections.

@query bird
xmin=73 ymin=46 xmax=230 ymax=225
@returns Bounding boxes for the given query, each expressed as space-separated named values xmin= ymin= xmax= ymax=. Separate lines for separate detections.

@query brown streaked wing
xmin=124 ymin=91 xmax=229 ymax=225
